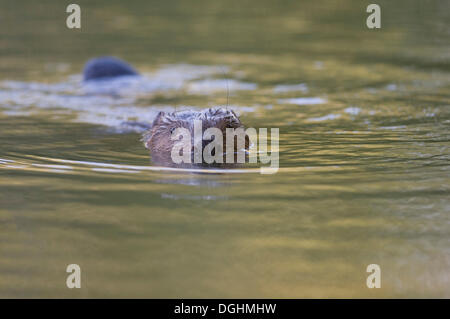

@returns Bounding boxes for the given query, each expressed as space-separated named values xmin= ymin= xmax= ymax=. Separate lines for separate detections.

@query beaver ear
xmin=151 ymin=111 xmax=166 ymax=127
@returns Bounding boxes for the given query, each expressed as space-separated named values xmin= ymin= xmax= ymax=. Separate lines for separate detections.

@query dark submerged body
xmin=83 ymin=56 xmax=139 ymax=81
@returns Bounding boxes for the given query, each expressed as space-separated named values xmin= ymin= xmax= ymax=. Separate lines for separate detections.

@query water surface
xmin=0 ymin=0 xmax=449 ymax=297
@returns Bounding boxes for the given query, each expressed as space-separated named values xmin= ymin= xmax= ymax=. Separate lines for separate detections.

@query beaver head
xmin=142 ymin=108 xmax=249 ymax=167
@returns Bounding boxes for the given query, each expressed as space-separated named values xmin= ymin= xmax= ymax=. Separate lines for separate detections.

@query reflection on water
xmin=0 ymin=0 xmax=449 ymax=297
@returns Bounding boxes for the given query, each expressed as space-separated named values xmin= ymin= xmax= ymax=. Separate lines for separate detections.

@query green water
xmin=0 ymin=0 xmax=449 ymax=298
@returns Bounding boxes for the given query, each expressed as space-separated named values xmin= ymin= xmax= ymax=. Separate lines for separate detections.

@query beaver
xmin=83 ymin=56 xmax=138 ymax=81
xmin=82 ymin=57 xmax=248 ymax=167
xmin=142 ymin=108 xmax=249 ymax=167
